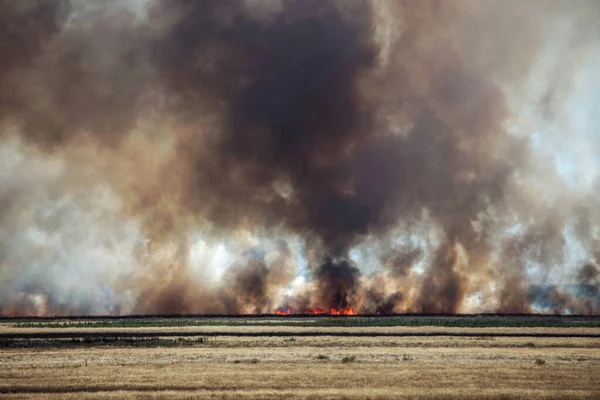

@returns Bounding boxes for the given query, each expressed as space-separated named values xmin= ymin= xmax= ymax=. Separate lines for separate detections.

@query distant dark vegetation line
xmin=11 ymin=316 xmax=600 ymax=329
xmin=0 ymin=336 xmax=209 ymax=349
xmin=2 ymin=332 xmax=600 ymax=341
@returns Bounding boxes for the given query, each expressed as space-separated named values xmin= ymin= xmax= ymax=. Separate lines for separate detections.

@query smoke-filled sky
xmin=1 ymin=0 xmax=599 ymax=316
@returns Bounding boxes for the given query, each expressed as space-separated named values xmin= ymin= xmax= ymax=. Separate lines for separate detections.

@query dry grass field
xmin=1 ymin=316 xmax=599 ymax=399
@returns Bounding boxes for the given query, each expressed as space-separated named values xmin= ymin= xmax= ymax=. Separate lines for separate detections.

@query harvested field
xmin=0 ymin=316 xmax=599 ymax=399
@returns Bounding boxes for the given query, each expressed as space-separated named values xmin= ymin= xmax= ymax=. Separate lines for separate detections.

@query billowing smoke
xmin=1 ymin=0 xmax=599 ymax=316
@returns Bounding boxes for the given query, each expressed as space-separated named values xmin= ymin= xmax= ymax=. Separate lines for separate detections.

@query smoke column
xmin=1 ymin=0 xmax=599 ymax=316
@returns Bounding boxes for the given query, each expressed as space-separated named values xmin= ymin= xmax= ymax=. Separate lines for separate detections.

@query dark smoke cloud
xmin=384 ymin=248 xmax=423 ymax=278
xmin=1 ymin=0 xmax=154 ymax=146
xmin=220 ymin=242 xmax=295 ymax=313
xmin=0 ymin=0 xmax=599 ymax=316
xmin=418 ymin=244 xmax=466 ymax=313
xmin=150 ymin=0 xmax=519 ymax=312
xmin=152 ymin=0 xmax=381 ymax=248
xmin=0 ymin=1 xmax=69 ymax=74
xmin=314 ymin=258 xmax=361 ymax=311
xmin=578 ymin=264 xmax=599 ymax=286
xmin=0 ymin=0 xmax=68 ymax=139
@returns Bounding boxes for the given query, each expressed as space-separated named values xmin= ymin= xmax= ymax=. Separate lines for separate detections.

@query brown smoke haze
xmin=1 ymin=0 xmax=599 ymax=316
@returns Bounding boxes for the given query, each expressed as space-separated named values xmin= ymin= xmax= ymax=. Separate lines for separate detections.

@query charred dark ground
xmin=0 ymin=0 xmax=599 ymax=316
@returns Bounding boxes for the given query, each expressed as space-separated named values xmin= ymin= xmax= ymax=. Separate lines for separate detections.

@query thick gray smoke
xmin=0 ymin=0 xmax=599 ymax=316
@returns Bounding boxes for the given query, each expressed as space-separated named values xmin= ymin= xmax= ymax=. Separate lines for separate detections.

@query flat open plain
xmin=0 ymin=315 xmax=599 ymax=399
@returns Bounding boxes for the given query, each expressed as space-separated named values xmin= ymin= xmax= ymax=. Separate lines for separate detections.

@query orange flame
xmin=328 ymin=307 xmax=357 ymax=315
xmin=275 ymin=307 xmax=357 ymax=315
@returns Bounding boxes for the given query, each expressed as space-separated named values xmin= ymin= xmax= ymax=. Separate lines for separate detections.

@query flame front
xmin=328 ymin=307 xmax=357 ymax=316
xmin=275 ymin=307 xmax=357 ymax=316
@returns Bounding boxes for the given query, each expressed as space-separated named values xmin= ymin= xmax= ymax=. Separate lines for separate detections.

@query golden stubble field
xmin=0 ymin=319 xmax=599 ymax=399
